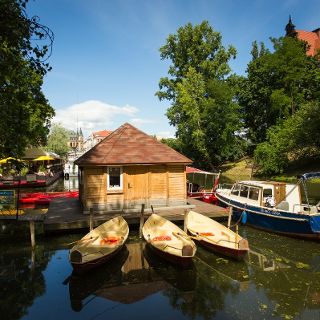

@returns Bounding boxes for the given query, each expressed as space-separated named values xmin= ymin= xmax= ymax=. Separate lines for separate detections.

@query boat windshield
xmin=231 ymin=184 xmax=261 ymax=202
xmin=231 ymin=184 xmax=241 ymax=196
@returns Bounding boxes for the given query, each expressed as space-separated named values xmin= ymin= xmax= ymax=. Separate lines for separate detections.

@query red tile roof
xmin=75 ymin=123 xmax=192 ymax=165
xmin=93 ymin=130 xmax=112 ymax=138
xmin=296 ymin=29 xmax=320 ymax=56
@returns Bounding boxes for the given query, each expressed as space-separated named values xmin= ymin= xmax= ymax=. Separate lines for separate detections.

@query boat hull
xmin=71 ymin=244 xmax=124 ymax=274
xmin=142 ymin=214 xmax=196 ymax=268
xmin=216 ymin=193 xmax=320 ymax=240
xmin=146 ymin=242 xmax=193 ymax=269
xmin=195 ymin=238 xmax=248 ymax=260
xmin=70 ymin=216 xmax=129 ymax=274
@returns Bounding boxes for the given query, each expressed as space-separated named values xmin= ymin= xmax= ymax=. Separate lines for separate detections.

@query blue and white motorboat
xmin=215 ymin=172 xmax=320 ymax=240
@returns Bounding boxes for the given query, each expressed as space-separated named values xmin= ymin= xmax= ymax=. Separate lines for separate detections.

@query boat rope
xmin=229 ymin=209 xmax=245 ymax=228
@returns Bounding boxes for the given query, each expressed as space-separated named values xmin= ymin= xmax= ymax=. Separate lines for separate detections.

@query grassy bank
xmin=219 ymin=157 xmax=320 ymax=183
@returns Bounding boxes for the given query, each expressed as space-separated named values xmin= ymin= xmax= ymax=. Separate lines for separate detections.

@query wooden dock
xmin=44 ymin=197 xmax=229 ymax=233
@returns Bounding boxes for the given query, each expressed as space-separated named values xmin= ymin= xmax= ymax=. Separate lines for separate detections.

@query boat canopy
xmin=300 ymin=172 xmax=320 ymax=181
xmin=186 ymin=166 xmax=218 ymax=176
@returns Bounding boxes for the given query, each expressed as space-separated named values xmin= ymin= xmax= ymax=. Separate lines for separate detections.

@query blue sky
xmin=27 ymin=0 xmax=320 ymax=139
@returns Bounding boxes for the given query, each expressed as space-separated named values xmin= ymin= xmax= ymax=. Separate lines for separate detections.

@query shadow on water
xmin=0 ymin=228 xmax=320 ymax=320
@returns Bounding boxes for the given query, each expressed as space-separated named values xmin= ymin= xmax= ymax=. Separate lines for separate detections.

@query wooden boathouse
xmin=75 ymin=123 xmax=192 ymax=213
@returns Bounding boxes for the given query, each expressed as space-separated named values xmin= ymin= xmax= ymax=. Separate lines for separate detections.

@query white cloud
xmin=155 ymin=131 xmax=175 ymax=139
xmin=129 ymin=118 xmax=155 ymax=125
xmin=53 ymin=100 xmax=139 ymax=137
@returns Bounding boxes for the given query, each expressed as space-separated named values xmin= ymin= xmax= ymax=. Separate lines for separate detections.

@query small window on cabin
xmin=231 ymin=184 xmax=240 ymax=196
xmin=239 ymin=185 xmax=249 ymax=198
xmin=263 ymin=189 xmax=273 ymax=197
xmin=107 ymin=167 xmax=123 ymax=191
xmin=249 ymin=187 xmax=259 ymax=201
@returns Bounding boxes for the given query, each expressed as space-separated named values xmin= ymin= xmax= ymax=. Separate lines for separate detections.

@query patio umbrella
xmin=0 ymin=157 xmax=22 ymax=164
xmin=32 ymin=155 xmax=55 ymax=161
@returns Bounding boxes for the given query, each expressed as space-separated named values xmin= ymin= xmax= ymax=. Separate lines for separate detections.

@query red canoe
xmin=19 ymin=191 xmax=79 ymax=205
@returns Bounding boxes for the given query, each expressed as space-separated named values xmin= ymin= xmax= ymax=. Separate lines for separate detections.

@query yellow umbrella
xmin=0 ymin=157 xmax=22 ymax=164
xmin=32 ymin=155 xmax=55 ymax=161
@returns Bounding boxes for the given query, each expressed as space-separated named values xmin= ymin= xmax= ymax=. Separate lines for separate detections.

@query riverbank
xmin=219 ymin=157 xmax=320 ymax=183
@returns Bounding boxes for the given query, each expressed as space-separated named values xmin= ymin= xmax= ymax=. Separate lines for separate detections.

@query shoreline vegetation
xmin=218 ymin=157 xmax=320 ymax=183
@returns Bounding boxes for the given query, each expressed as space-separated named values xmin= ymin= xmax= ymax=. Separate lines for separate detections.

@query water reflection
xmin=67 ymin=231 xmax=320 ymax=319
xmin=0 ymin=229 xmax=319 ymax=320
xmin=69 ymin=240 xmax=197 ymax=311
xmin=0 ymin=241 xmax=52 ymax=320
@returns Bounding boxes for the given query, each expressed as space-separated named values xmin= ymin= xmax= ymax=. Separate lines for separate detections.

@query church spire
xmin=285 ymin=15 xmax=296 ymax=37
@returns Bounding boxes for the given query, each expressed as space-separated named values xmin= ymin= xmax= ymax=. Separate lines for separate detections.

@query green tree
xmin=254 ymin=102 xmax=320 ymax=174
xmin=0 ymin=0 xmax=55 ymax=158
xmin=156 ymin=21 xmax=244 ymax=168
xmin=46 ymin=123 xmax=70 ymax=157
xmin=238 ymin=37 xmax=320 ymax=144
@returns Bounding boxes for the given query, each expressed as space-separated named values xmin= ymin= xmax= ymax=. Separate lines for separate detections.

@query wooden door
xmin=274 ymin=183 xmax=286 ymax=205
xmin=125 ymin=166 xmax=148 ymax=208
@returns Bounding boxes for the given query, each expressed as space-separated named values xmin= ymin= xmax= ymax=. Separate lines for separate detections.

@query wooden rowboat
xmin=186 ymin=210 xmax=249 ymax=260
xmin=69 ymin=216 xmax=129 ymax=274
xmin=142 ymin=213 xmax=196 ymax=268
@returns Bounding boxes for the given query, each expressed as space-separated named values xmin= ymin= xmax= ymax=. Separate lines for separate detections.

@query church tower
xmin=285 ymin=15 xmax=297 ymax=37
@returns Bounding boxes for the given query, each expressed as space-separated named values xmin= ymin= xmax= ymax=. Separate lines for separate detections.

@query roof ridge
xmin=101 ymin=124 xmax=127 ymax=162
xmin=75 ymin=122 xmax=192 ymax=165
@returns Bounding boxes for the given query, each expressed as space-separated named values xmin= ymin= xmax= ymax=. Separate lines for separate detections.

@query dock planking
xmin=44 ymin=197 xmax=229 ymax=232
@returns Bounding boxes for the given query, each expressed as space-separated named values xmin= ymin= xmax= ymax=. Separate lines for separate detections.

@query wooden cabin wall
xmin=167 ymin=165 xmax=186 ymax=206
xmin=81 ymin=164 xmax=187 ymax=212
xmin=148 ymin=165 xmax=168 ymax=207
xmin=82 ymin=167 xmax=107 ymax=211
xmin=124 ymin=164 xmax=186 ymax=208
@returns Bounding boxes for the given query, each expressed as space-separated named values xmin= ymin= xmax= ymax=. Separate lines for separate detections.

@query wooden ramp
xmin=44 ymin=197 xmax=229 ymax=233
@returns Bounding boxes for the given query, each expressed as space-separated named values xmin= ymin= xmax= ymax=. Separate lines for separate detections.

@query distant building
xmin=69 ymin=128 xmax=84 ymax=153
xmin=83 ymin=129 xmax=112 ymax=151
xmin=285 ymin=16 xmax=320 ymax=56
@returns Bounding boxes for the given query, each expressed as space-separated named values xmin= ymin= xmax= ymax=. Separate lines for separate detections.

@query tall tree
xmin=45 ymin=123 xmax=70 ymax=158
xmin=0 ymin=0 xmax=55 ymax=158
xmin=238 ymin=37 xmax=320 ymax=144
xmin=156 ymin=21 xmax=244 ymax=168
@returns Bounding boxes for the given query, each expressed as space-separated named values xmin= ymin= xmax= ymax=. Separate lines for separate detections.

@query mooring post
xmin=30 ymin=220 xmax=35 ymax=249
xmin=235 ymin=224 xmax=239 ymax=244
xmin=89 ymin=207 xmax=94 ymax=231
xmin=139 ymin=204 xmax=145 ymax=239
xmin=227 ymin=206 xmax=233 ymax=229
xmin=184 ymin=209 xmax=188 ymax=233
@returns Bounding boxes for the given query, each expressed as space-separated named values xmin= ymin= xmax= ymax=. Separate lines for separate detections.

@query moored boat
xmin=186 ymin=210 xmax=249 ymax=260
xmin=186 ymin=166 xmax=220 ymax=204
xmin=69 ymin=216 xmax=129 ymax=274
xmin=19 ymin=190 xmax=79 ymax=205
xmin=142 ymin=213 xmax=196 ymax=268
xmin=215 ymin=172 xmax=320 ymax=240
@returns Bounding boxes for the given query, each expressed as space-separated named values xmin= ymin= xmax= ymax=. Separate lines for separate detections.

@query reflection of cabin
xmin=75 ymin=123 xmax=192 ymax=213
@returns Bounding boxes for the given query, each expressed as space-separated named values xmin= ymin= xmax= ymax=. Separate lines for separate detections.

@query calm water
xmin=1 ymin=227 xmax=320 ymax=320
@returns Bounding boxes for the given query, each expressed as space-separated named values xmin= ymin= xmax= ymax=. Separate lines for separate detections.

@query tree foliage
xmin=45 ymin=123 xmax=70 ymax=158
xmin=156 ymin=21 xmax=245 ymax=169
xmin=254 ymin=102 xmax=320 ymax=174
xmin=238 ymin=37 xmax=320 ymax=145
xmin=0 ymin=0 xmax=55 ymax=158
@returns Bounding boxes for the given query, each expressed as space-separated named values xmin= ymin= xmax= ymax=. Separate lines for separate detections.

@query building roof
xmin=23 ymin=148 xmax=61 ymax=160
xmin=296 ymin=29 xmax=320 ymax=56
xmin=92 ymin=130 xmax=112 ymax=138
xmin=75 ymin=123 xmax=192 ymax=166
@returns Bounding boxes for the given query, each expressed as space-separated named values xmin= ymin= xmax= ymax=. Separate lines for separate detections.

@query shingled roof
xmin=75 ymin=123 xmax=192 ymax=165
xmin=296 ymin=29 xmax=320 ymax=56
